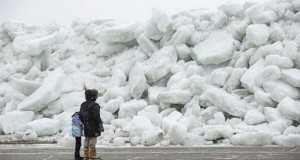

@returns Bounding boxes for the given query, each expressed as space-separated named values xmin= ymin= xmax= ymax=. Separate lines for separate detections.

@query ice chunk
xmin=207 ymin=112 xmax=225 ymax=125
xmin=218 ymin=2 xmax=243 ymax=16
xmin=12 ymin=28 xmax=69 ymax=56
xmin=137 ymin=33 xmax=158 ymax=55
xmin=128 ymin=116 xmax=153 ymax=137
xmin=168 ymin=124 xmax=187 ymax=145
xmin=104 ymin=97 xmax=124 ymax=114
xmin=128 ymin=63 xmax=147 ymax=99
xmin=209 ymin=68 xmax=230 ymax=87
xmin=22 ymin=130 xmax=38 ymax=141
xmin=200 ymin=106 xmax=221 ymax=121
xmin=150 ymin=9 xmax=172 ymax=33
xmin=270 ymin=26 xmax=285 ymax=42
xmin=244 ymin=110 xmax=266 ymax=125
xmin=145 ymin=46 xmax=177 ymax=83
xmin=148 ymin=87 xmax=167 ymax=105
xmin=249 ymin=41 xmax=283 ymax=66
xmin=0 ymin=110 xmax=34 ymax=134
xmin=283 ymin=41 xmax=298 ymax=60
xmin=240 ymin=59 xmax=265 ymax=93
xmin=253 ymin=87 xmax=276 ymax=107
xmin=277 ymin=97 xmax=300 ymax=122
xmin=284 ymin=126 xmax=300 ymax=135
xmin=272 ymin=134 xmax=300 ymax=146
xmin=264 ymin=55 xmax=294 ymax=68
xmin=246 ymin=24 xmax=270 ymax=46
xmin=119 ymin=100 xmax=148 ymax=118
xmin=268 ymin=120 xmax=289 ymax=133
xmin=203 ymin=125 xmax=233 ymax=140
xmin=100 ymin=109 xmax=115 ymax=124
xmin=281 ymin=69 xmax=300 ymax=88
xmin=293 ymin=12 xmax=300 ymax=22
xmin=19 ymin=118 xmax=59 ymax=136
xmin=138 ymin=111 xmax=162 ymax=126
xmin=88 ymin=23 xmax=136 ymax=43
xmin=184 ymin=133 xmax=205 ymax=146
xmin=108 ymin=69 xmax=126 ymax=88
xmin=158 ymin=89 xmax=192 ymax=104
xmin=167 ymin=24 xmax=195 ymax=45
xmin=141 ymin=128 xmax=163 ymax=146
xmin=162 ymin=111 xmax=182 ymax=131
xmin=183 ymin=98 xmax=201 ymax=117
xmin=0 ymin=64 xmax=16 ymax=82
xmin=231 ymin=131 xmax=272 ymax=146
xmin=224 ymin=68 xmax=246 ymax=92
xmin=235 ymin=48 xmax=256 ymax=68
xmin=192 ymin=31 xmax=235 ymax=65
xmin=263 ymin=80 xmax=300 ymax=102
xmin=175 ymin=44 xmax=192 ymax=61
xmin=203 ymin=86 xmax=249 ymax=117
xmin=12 ymin=59 xmax=32 ymax=74
xmin=264 ymin=107 xmax=285 ymax=123
xmin=103 ymin=87 xmax=131 ymax=102
xmin=17 ymin=68 xmax=66 ymax=112
xmin=252 ymin=11 xmax=277 ymax=24
xmin=211 ymin=11 xmax=227 ymax=28
xmin=254 ymin=65 xmax=281 ymax=87
xmin=11 ymin=78 xmax=41 ymax=96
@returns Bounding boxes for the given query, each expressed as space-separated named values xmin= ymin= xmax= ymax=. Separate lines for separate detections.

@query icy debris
xmin=145 ymin=46 xmax=177 ymax=83
xmin=1 ymin=0 xmax=300 ymax=147
xmin=246 ymin=24 xmax=270 ymax=46
xmin=272 ymin=134 xmax=300 ymax=146
xmin=11 ymin=78 xmax=41 ymax=96
xmin=263 ymin=80 xmax=300 ymax=103
xmin=22 ymin=130 xmax=38 ymax=141
xmin=231 ymin=131 xmax=272 ymax=146
xmin=104 ymin=97 xmax=124 ymax=114
xmin=277 ymin=97 xmax=300 ymax=122
xmin=128 ymin=63 xmax=147 ymax=99
xmin=264 ymin=55 xmax=294 ymax=68
xmin=244 ymin=110 xmax=266 ymax=125
xmin=192 ymin=31 xmax=235 ymax=65
xmin=17 ymin=68 xmax=66 ymax=112
xmin=19 ymin=118 xmax=59 ymax=136
xmin=157 ymin=89 xmax=192 ymax=104
xmin=0 ymin=110 xmax=34 ymax=134
xmin=167 ymin=24 xmax=195 ymax=45
xmin=118 ymin=100 xmax=148 ymax=118
xmin=203 ymin=86 xmax=250 ymax=118
xmin=281 ymin=69 xmax=300 ymax=88
xmin=203 ymin=125 xmax=233 ymax=140
xmin=254 ymin=65 xmax=281 ymax=87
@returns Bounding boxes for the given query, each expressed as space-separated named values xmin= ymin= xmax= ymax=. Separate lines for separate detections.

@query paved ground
xmin=0 ymin=144 xmax=299 ymax=160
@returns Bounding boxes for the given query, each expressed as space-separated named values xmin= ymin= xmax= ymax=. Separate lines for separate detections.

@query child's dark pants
xmin=75 ymin=137 xmax=81 ymax=158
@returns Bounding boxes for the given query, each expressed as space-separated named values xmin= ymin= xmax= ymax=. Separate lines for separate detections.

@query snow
xmin=0 ymin=0 xmax=300 ymax=147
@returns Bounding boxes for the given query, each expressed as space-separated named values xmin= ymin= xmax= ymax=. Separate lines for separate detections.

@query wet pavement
xmin=0 ymin=144 xmax=299 ymax=160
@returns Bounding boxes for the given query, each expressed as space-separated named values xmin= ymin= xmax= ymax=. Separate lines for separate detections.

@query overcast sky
xmin=0 ymin=0 xmax=269 ymax=25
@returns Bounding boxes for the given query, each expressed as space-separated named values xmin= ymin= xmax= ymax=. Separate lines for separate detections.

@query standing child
xmin=72 ymin=112 xmax=84 ymax=160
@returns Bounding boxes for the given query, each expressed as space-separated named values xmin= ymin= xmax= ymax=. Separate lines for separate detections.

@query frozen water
xmin=17 ymin=68 xmax=66 ymax=112
xmin=0 ymin=0 xmax=300 ymax=147
xmin=192 ymin=31 xmax=235 ymax=65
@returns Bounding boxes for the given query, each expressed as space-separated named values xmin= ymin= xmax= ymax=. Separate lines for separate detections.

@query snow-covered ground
xmin=0 ymin=0 xmax=300 ymax=147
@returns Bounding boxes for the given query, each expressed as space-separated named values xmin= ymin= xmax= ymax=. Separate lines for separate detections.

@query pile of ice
xmin=0 ymin=0 xmax=300 ymax=147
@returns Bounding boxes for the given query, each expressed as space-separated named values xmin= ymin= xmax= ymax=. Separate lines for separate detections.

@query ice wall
xmin=0 ymin=0 xmax=300 ymax=146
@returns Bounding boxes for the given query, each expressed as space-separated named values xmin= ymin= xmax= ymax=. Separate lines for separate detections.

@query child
xmin=72 ymin=112 xmax=84 ymax=160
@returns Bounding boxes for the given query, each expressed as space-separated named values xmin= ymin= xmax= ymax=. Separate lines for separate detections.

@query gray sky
xmin=0 ymin=0 xmax=269 ymax=25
